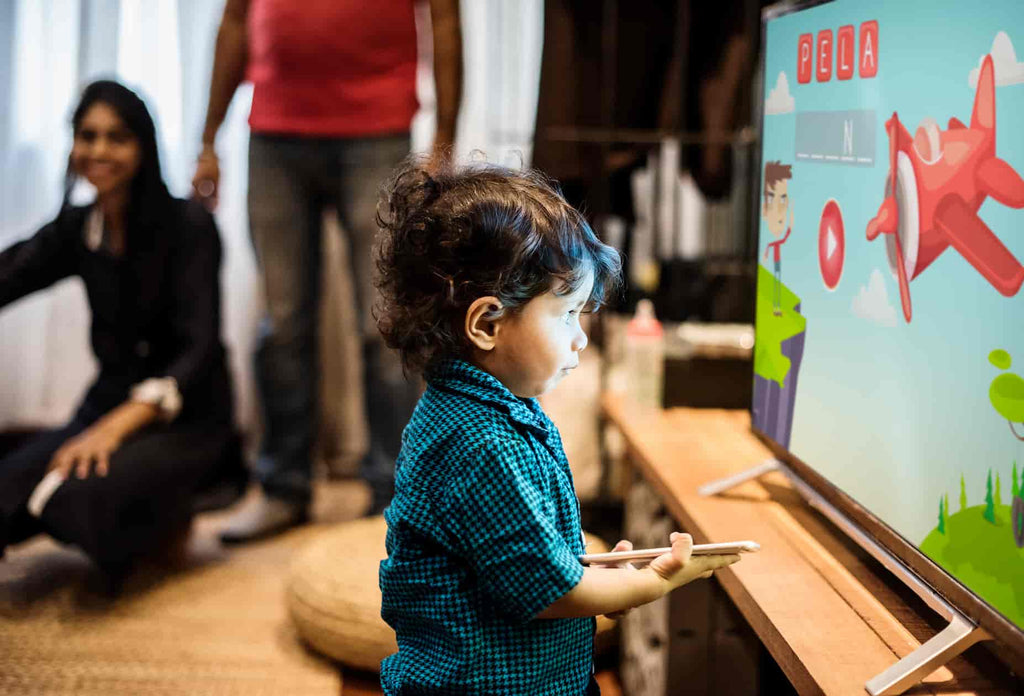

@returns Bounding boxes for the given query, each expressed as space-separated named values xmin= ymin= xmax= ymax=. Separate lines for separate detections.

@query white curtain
xmin=0 ymin=0 xmax=543 ymax=447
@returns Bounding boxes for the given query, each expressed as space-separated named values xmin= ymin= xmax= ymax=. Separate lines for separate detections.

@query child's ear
xmin=464 ymin=296 xmax=504 ymax=351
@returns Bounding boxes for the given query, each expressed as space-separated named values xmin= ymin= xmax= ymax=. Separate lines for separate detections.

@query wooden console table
xmin=600 ymin=393 xmax=1019 ymax=695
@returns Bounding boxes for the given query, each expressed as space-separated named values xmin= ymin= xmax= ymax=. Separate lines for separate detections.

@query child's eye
xmin=563 ymin=310 xmax=578 ymax=324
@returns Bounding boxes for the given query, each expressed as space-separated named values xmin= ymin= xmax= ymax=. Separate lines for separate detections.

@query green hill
xmin=920 ymin=504 xmax=1024 ymax=628
xmin=754 ymin=264 xmax=806 ymax=388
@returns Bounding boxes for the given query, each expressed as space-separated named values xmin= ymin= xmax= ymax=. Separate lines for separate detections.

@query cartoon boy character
xmin=762 ymin=161 xmax=794 ymax=316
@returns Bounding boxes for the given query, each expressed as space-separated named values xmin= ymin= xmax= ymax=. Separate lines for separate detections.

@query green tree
xmin=938 ymin=496 xmax=946 ymax=534
xmin=984 ymin=469 xmax=996 ymax=523
xmin=988 ymin=349 xmax=1024 ymax=441
xmin=1013 ymin=460 xmax=1020 ymax=499
xmin=995 ymin=472 xmax=1003 ymax=506
xmin=945 ymin=494 xmax=950 ymax=524
xmin=960 ymin=474 xmax=968 ymax=511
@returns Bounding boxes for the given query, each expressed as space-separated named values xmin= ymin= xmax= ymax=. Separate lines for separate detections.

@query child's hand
xmin=648 ymin=532 xmax=740 ymax=591
xmin=599 ymin=539 xmax=637 ymax=620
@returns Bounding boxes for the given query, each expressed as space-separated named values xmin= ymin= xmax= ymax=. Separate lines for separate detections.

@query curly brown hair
xmin=374 ymin=158 xmax=622 ymax=375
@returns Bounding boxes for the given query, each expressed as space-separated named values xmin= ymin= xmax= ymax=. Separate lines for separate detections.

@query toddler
xmin=375 ymin=160 xmax=741 ymax=694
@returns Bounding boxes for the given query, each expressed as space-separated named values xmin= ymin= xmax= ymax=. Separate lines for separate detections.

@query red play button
xmin=818 ymin=198 xmax=845 ymax=290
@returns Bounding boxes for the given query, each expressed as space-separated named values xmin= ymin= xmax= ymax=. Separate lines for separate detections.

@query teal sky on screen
xmin=760 ymin=0 xmax=1024 ymax=548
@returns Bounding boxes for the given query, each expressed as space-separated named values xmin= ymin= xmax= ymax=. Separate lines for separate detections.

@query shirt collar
xmin=84 ymin=206 xmax=104 ymax=251
xmin=427 ymin=359 xmax=552 ymax=441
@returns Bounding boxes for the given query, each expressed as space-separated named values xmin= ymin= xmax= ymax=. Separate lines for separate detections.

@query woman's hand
xmin=49 ymin=421 xmax=124 ymax=479
xmin=648 ymin=532 xmax=740 ymax=591
xmin=48 ymin=401 xmax=159 ymax=480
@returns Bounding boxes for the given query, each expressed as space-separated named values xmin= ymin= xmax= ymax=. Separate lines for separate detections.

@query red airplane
xmin=866 ymin=53 xmax=1024 ymax=322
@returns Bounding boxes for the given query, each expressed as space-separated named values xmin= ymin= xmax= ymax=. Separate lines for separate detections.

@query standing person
xmin=0 ymin=80 xmax=242 ymax=587
xmin=374 ymin=160 xmax=742 ymax=694
xmin=192 ymin=0 xmax=463 ymax=542
xmin=762 ymin=160 xmax=793 ymax=316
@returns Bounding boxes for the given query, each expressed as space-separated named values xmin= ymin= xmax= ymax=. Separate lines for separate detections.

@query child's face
xmin=486 ymin=272 xmax=594 ymax=398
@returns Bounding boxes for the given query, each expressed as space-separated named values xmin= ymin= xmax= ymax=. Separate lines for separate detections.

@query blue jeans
xmin=247 ymin=133 xmax=417 ymax=505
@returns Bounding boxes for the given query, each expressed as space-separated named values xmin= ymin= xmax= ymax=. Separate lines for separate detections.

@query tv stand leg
xmin=866 ymin=612 xmax=989 ymax=695
xmin=697 ymin=458 xmax=782 ymax=497
xmin=698 ymin=458 xmax=995 ymax=695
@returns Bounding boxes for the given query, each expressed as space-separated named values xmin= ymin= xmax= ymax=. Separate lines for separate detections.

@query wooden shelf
xmin=600 ymin=393 xmax=1019 ymax=695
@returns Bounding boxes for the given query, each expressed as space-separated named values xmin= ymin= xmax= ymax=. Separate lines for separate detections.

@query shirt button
xmin=136 ymin=340 xmax=150 ymax=357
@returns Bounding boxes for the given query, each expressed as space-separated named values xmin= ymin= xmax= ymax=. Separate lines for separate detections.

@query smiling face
xmin=71 ymin=101 xmax=142 ymax=198
xmin=479 ymin=271 xmax=594 ymax=398
xmin=763 ymin=178 xmax=789 ymax=238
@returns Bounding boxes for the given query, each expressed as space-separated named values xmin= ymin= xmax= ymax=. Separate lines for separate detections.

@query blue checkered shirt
xmin=379 ymin=359 xmax=596 ymax=694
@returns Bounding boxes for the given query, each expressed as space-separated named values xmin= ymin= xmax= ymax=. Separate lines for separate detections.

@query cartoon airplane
xmin=866 ymin=53 xmax=1024 ymax=322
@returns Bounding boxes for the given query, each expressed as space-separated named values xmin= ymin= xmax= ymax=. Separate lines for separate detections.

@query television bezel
xmin=752 ymin=0 xmax=1024 ymax=672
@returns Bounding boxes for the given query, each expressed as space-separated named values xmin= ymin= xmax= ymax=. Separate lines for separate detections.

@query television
xmin=748 ymin=0 xmax=1024 ymax=689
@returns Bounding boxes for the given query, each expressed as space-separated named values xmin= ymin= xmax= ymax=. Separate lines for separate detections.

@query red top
xmin=765 ymin=227 xmax=791 ymax=264
xmin=247 ymin=0 xmax=418 ymax=136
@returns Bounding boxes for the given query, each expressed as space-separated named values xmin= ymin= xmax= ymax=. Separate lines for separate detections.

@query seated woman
xmin=0 ymin=80 xmax=243 ymax=586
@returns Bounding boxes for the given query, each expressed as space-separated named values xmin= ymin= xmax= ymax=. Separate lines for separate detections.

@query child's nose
xmin=573 ymin=327 xmax=588 ymax=353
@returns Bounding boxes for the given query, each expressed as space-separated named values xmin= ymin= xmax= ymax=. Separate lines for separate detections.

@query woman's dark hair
xmin=375 ymin=158 xmax=622 ymax=375
xmin=62 ymin=79 xmax=173 ymax=244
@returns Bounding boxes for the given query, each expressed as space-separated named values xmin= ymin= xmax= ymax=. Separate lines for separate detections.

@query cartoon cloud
xmin=765 ymin=71 xmax=795 ymax=115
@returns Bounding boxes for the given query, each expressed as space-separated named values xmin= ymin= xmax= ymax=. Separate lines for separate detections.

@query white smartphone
xmin=27 ymin=469 xmax=65 ymax=518
xmin=578 ymin=540 xmax=760 ymax=566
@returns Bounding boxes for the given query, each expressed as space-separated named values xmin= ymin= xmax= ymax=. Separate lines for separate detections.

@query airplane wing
xmin=978 ymin=157 xmax=1024 ymax=209
xmin=934 ymin=194 xmax=1024 ymax=297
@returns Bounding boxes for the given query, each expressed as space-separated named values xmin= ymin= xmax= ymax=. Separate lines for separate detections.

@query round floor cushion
xmin=287 ymin=515 xmax=614 ymax=671
xmin=287 ymin=516 xmax=395 ymax=671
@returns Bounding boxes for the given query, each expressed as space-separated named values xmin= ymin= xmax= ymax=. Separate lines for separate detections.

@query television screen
xmin=752 ymin=0 xmax=1024 ymax=650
